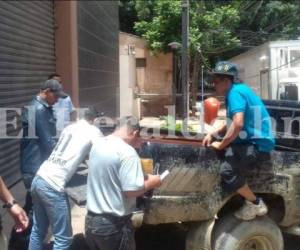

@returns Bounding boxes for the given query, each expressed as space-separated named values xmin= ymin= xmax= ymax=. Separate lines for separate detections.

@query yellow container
xmin=140 ymin=158 xmax=154 ymax=175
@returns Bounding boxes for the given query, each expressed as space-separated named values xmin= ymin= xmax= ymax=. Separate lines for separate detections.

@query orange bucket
xmin=204 ymin=97 xmax=220 ymax=124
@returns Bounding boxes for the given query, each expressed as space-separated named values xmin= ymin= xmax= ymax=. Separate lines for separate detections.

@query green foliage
xmin=134 ymin=0 xmax=240 ymax=56
xmin=120 ymin=0 xmax=300 ymax=58
xmin=160 ymin=115 xmax=176 ymax=130
xmin=119 ymin=0 xmax=138 ymax=34
xmin=134 ymin=1 xmax=182 ymax=53
xmin=160 ymin=115 xmax=196 ymax=132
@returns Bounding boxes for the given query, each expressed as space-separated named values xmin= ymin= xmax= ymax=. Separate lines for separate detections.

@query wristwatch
xmin=2 ymin=200 xmax=17 ymax=209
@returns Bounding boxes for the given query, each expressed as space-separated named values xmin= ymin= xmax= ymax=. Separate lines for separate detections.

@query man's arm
xmin=124 ymin=174 xmax=161 ymax=198
xmin=36 ymin=108 xmax=57 ymax=155
xmin=0 ymin=177 xmax=15 ymax=205
xmin=0 ymin=177 xmax=29 ymax=232
xmin=211 ymin=112 xmax=244 ymax=150
xmin=68 ymin=97 xmax=77 ymax=122
xmin=202 ymin=122 xmax=227 ymax=146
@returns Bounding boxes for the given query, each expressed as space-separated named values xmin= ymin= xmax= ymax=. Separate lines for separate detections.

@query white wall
xmin=230 ymin=43 xmax=270 ymax=97
xmin=119 ymin=51 xmax=136 ymax=117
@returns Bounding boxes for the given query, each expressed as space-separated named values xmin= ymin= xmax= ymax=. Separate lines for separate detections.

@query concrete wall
xmin=230 ymin=42 xmax=270 ymax=97
xmin=54 ymin=1 xmax=79 ymax=106
xmin=119 ymin=32 xmax=172 ymax=118
xmin=55 ymin=1 xmax=119 ymax=116
xmin=119 ymin=43 xmax=137 ymax=117
xmin=77 ymin=1 xmax=119 ymax=117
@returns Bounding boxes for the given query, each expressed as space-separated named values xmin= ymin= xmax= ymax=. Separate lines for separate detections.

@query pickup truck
xmin=67 ymin=99 xmax=300 ymax=250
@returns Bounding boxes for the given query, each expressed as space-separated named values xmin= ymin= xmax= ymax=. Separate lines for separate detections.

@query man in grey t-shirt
xmin=86 ymin=116 xmax=161 ymax=250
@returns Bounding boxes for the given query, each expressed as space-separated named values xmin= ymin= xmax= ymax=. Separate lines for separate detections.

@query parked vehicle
xmin=136 ymin=99 xmax=300 ymax=250
xmin=66 ymin=100 xmax=300 ymax=250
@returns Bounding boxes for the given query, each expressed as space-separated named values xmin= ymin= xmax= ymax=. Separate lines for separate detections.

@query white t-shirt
xmin=37 ymin=119 xmax=102 ymax=192
xmin=87 ymin=135 xmax=144 ymax=216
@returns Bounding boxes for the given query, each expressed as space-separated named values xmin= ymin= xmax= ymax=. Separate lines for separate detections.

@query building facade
xmin=0 ymin=1 xmax=119 ymax=187
xmin=119 ymin=32 xmax=172 ymax=118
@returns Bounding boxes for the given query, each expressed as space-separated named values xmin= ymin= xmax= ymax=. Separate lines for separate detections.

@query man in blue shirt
xmin=10 ymin=79 xmax=67 ymax=249
xmin=203 ymin=61 xmax=275 ymax=220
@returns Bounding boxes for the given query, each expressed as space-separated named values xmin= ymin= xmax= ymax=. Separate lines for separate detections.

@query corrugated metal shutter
xmin=0 ymin=1 xmax=55 ymax=187
xmin=77 ymin=1 xmax=119 ymax=117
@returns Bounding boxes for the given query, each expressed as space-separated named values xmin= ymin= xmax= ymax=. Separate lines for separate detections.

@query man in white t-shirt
xmin=85 ymin=116 xmax=161 ymax=250
xmin=29 ymin=108 xmax=102 ymax=250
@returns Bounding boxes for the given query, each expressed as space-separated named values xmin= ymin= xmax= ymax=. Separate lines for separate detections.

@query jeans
xmin=29 ymin=176 xmax=72 ymax=250
xmin=85 ymin=212 xmax=135 ymax=250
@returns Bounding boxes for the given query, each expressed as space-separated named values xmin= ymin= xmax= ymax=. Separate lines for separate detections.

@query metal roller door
xmin=0 ymin=1 xmax=55 ymax=187
xmin=77 ymin=1 xmax=119 ymax=117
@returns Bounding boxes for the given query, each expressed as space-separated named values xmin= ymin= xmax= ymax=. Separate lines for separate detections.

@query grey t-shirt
xmin=87 ymin=135 xmax=144 ymax=216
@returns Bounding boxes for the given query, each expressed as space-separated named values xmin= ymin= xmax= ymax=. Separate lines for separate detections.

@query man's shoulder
xmin=231 ymin=83 xmax=247 ymax=91
xmin=119 ymin=142 xmax=138 ymax=159
xmin=22 ymin=97 xmax=47 ymax=114
xmin=30 ymin=97 xmax=50 ymax=111
xmin=94 ymin=135 xmax=137 ymax=158
xmin=229 ymin=83 xmax=254 ymax=99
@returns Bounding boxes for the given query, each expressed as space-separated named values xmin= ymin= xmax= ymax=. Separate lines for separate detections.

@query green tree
xmin=222 ymin=0 xmax=300 ymax=58
xmin=134 ymin=0 xmax=241 ymax=108
xmin=119 ymin=0 xmax=300 ymax=110
xmin=119 ymin=0 xmax=138 ymax=34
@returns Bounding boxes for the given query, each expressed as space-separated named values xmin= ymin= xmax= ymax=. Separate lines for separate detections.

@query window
xmin=290 ymin=50 xmax=300 ymax=68
xmin=279 ymin=48 xmax=288 ymax=68
xmin=136 ymin=58 xmax=146 ymax=68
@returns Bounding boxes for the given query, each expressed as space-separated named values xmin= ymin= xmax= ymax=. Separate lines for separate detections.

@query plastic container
xmin=204 ymin=97 xmax=220 ymax=124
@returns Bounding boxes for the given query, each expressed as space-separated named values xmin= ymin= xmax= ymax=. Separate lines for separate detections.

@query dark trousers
xmin=220 ymin=144 xmax=271 ymax=192
xmin=85 ymin=212 xmax=135 ymax=250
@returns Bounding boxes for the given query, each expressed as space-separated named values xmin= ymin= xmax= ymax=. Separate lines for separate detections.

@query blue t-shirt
xmin=226 ymin=83 xmax=275 ymax=152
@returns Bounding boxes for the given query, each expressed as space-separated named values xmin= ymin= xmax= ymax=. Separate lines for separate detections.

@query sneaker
xmin=234 ymin=198 xmax=268 ymax=221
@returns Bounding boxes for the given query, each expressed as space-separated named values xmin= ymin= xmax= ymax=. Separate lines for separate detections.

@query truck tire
xmin=212 ymin=214 xmax=283 ymax=250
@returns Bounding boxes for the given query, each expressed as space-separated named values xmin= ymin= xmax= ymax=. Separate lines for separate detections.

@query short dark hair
xmin=116 ymin=116 xmax=140 ymax=131
xmin=48 ymin=73 xmax=61 ymax=80
xmin=84 ymin=107 xmax=99 ymax=121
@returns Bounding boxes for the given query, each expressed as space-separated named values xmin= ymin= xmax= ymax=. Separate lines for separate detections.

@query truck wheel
xmin=212 ymin=214 xmax=283 ymax=250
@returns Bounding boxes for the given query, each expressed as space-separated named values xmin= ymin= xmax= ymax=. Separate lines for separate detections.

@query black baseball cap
xmin=40 ymin=79 xmax=68 ymax=98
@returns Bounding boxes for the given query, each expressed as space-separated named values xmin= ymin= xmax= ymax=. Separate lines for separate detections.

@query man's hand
xmin=9 ymin=204 xmax=29 ymax=232
xmin=202 ymin=133 xmax=213 ymax=147
xmin=210 ymin=141 xmax=223 ymax=150
xmin=124 ymin=174 xmax=162 ymax=198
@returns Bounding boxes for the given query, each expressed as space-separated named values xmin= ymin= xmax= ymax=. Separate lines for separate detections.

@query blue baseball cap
xmin=211 ymin=61 xmax=238 ymax=79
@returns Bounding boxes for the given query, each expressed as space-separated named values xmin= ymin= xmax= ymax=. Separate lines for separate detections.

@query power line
xmin=200 ymin=4 xmax=300 ymax=54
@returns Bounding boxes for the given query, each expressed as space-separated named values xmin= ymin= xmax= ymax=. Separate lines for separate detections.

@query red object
xmin=204 ymin=97 xmax=220 ymax=124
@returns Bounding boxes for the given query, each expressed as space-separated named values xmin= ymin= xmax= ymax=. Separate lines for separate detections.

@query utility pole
xmin=181 ymin=0 xmax=189 ymax=133
xmin=200 ymin=65 xmax=204 ymax=134
xmin=168 ymin=42 xmax=181 ymax=108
